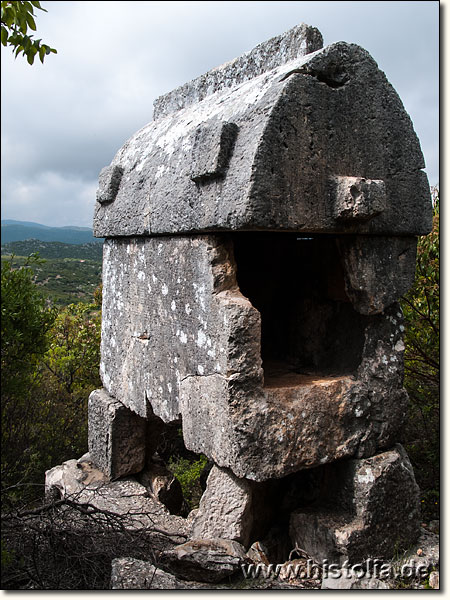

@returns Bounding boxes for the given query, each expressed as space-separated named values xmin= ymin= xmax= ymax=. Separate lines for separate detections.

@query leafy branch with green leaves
xmin=1 ymin=0 xmax=56 ymax=64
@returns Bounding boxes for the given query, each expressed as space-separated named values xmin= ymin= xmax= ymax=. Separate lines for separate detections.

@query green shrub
xmin=168 ymin=455 xmax=208 ymax=510
xmin=1 ymin=255 xmax=101 ymax=506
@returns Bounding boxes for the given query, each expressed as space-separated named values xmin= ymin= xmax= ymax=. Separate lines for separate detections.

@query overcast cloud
xmin=1 ymin=1 xmax=439 ymax=228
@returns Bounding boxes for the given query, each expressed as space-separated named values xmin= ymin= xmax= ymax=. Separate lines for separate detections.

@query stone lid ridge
xmin=152 ymin=22 xmax=323 ymax=120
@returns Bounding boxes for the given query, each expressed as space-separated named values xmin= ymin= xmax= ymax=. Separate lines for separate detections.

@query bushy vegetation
xmin=1 ymin=254 xmax=101 ymax=507
xmin=400 ymin=185 xmax=439 ymax=521
xmin=1 ymin=240 xmax=103 ymax=260
xmin=168 ymin=454 xmax=208 ymax=510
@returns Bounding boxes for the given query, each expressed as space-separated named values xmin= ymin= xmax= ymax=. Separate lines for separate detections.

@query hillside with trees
xmin=1 ymin=241 xmax=102 ymax=306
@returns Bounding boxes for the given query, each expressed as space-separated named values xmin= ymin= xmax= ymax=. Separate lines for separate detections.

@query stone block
xmin=96 ymin=165 xmax=123 ymax=204
xmin=321 ymin=570 xmax=390 ymax=589
xmin=160 ymin=538 xmax=249 ymax=583
xmin=152 ymin=23 xmax=323 ymax=119
xmin=191 ymin=465 xmax=254 ymax=547
xmin=289 ymin=445 xmax=421 ymax=565
xmin=88 ymin=388 xmax=146 ymax=479
xmin=189 ymin=120 xmax=238 ymax=183
xmin=338 ymin=236 xmax=418 ymax=314
xmin=331 ymin=176 xmax=387 ymax=222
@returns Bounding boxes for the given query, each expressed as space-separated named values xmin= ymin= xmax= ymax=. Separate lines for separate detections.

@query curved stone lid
xmin=93 ymin=28 xmax=432 ymax=238
xmin=152 ymin=23 xmax=323 ymax=120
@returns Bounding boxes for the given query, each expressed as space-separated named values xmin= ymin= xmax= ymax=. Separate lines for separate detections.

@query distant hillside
xmin=1 ymin=239 xmax=103 ymax=261
xmin=1 ymin=220 xmax=102 ymax=244
xmin=1 ymin=240 xmax=103 ymax=306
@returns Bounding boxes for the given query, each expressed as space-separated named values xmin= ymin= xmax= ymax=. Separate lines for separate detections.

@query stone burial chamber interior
xmin=46 ymin=23 xmax=433 ymax=573
xmin=232 ymin=232 xmax=367 ymax=381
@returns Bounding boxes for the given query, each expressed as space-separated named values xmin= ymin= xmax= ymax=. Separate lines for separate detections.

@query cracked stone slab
xmin=94 ymin=33 xmax=431 ymax=237
xmin=191 ymin=465 xmax=254 ymax=547
xmin=160 ymin=538 xmax=249 ymax=583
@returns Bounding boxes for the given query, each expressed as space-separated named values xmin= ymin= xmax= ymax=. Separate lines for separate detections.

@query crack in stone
xmin=279 ymin=67 xmax=349 ymax=88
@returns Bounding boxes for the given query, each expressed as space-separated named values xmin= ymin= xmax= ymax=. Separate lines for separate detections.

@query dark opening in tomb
xmin=232 ymin=233 xmax=366 ymax=386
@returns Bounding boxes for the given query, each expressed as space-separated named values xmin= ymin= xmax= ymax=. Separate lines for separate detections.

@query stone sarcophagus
xmin=87 ymin=24 xmax=432 ymax=566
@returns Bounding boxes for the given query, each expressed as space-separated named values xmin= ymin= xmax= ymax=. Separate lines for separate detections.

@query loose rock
xmin=160 ymin=538 xmax=249 ymax=583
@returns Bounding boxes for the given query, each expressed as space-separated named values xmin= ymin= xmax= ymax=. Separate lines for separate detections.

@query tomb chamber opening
xmin=231 ymin=233 xmax=367 ymax=387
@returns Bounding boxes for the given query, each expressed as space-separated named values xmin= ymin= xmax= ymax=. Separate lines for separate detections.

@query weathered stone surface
xmin=94 ymin=37 xmax=431 ymax=238
xmin=428 ymin=571 xmax=439 ymax=589
xmin=289 ymin=445 xmax=421 ymax=565
xmin=96 ymin=165 xmax=123 ymax=204
xmin=111 ymin=558 xmax=212 ymax=589
xmin=99 ymin=235 xmax=250 ymax=420
xmin=88 ymin=388 xmax=146 ymax=479
xmin=46 ymin=457 xmax=189 ymax=536
xmin=191 ymin=465 xmax=254 ymax=547
xmin=181 ymin=304 xmax=410 ymax=479
xmin=396 ymin=527 xmax=440 ymax=573
xmin=321 ymin=526 xmax=439 ymax=589
xmin=45 ymin=456 xmax=108 ymax=500
xmin=100 ymin=233 xmax=411 ymax=479
xmin=160 ymin=538 xmax=248 ymax=583
xmin=138 ymin=459 xmax=183 ymax=515
xmin=321 ymin=570 xmax=390 ymax=589
xmin=190 ymin=120 xmax=239 ymax=183
xmin=338 ymin=236 xmax=417 ymax=314
xmin=153 ymin=23 xmax=323 ymax=120
xmin=331 ymin=176 xmax=386 ymax=222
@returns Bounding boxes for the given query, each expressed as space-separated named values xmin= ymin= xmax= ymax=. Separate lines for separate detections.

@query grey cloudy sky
xmin=1 ymin=0 xmax=439 ymax=228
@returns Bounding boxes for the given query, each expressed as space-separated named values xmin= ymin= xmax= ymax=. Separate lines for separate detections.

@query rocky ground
xmin=42 ymin=455 xmax=440 ymax=591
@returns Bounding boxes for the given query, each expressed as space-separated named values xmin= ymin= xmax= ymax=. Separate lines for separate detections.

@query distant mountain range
xmin=1 ymin=220 xmax=102 ymax=245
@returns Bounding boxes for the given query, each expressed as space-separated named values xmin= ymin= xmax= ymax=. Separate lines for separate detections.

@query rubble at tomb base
xmin=45 ymin=22 xmax=435 ymax=589
xmin=45 ymin=443 xmax=437 ymax=590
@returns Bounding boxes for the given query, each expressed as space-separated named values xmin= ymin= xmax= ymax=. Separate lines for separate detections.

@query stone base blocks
xmin=191 ymin=465 xmax=254 ymax=547
xmin=289 ymin=445 xmax=421 ymax=565
xmin=88 ymin=388 xmax=146 ymax=479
